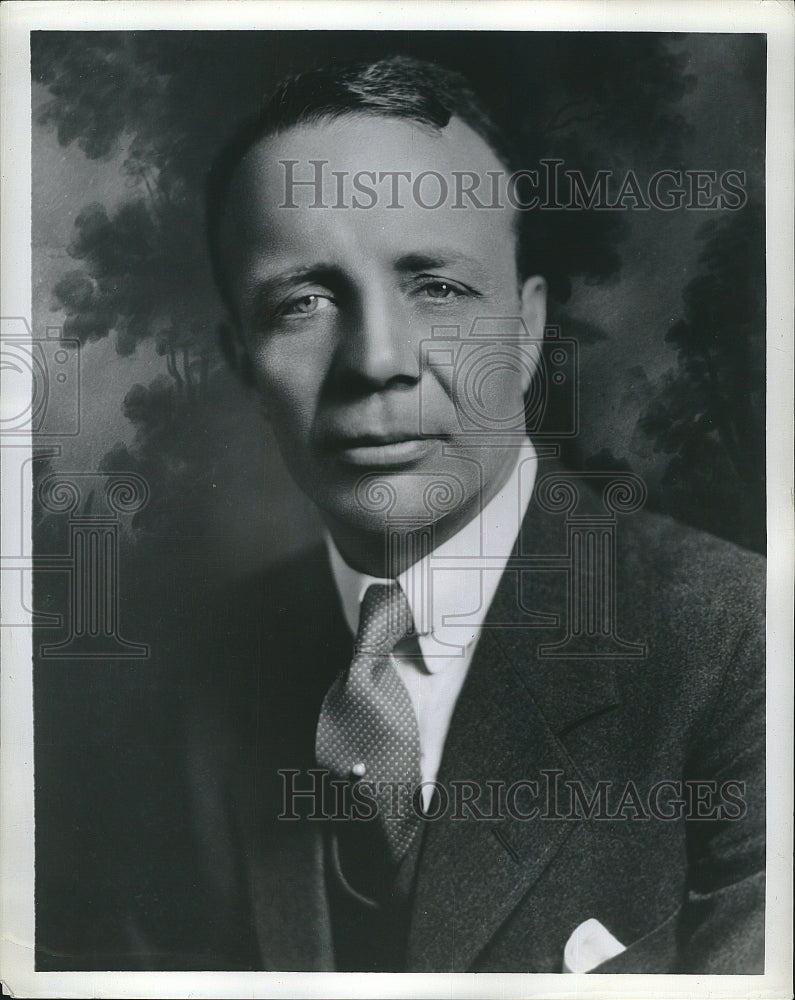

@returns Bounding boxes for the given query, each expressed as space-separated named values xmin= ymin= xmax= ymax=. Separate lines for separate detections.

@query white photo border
xmin=1 ymin=2 xmax=792 ymax=998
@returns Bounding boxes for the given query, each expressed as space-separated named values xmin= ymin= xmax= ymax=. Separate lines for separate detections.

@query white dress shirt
xmin=326 ymin=440 xmax=537 ymax=808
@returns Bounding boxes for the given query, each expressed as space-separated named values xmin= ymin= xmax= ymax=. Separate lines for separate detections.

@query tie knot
xmin=355 ymin=582 xmax=414 ymax=656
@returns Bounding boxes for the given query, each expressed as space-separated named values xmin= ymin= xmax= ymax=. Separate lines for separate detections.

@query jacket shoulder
xmin=617 ymin=507 xmax=765 ymax=622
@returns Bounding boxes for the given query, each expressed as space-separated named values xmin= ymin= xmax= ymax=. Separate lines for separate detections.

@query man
xmin=173 ymin=55 xmax=765 ymax=974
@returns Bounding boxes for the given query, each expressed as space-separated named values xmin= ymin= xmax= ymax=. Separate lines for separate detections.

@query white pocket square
xmin=563 ymin=917 xmax=626 ymax=973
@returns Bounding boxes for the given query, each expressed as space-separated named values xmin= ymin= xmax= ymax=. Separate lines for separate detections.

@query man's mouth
xmin=324 ymin=433 xmax=441 ymax=468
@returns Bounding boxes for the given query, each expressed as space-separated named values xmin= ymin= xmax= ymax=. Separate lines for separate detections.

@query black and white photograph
xmin=1 ymin=2 xmax=792 ymax=997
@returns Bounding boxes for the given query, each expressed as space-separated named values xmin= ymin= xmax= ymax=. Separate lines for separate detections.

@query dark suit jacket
xmin=134 ymin=465 xmax=766 ymax=974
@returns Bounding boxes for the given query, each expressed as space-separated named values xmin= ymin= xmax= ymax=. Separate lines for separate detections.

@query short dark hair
xmin=205 ymin=55 xmax=519 ymax=317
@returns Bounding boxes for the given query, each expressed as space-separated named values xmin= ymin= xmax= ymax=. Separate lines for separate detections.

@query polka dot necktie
xmin=316 ymin=582 xmax=422 ymax=867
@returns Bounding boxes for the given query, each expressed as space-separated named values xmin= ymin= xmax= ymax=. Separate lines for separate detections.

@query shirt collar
xmin=326 ymin=439 xmax=537 ymax=672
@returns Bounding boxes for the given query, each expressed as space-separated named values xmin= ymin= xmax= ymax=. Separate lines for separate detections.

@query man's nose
xmin=334 ymin=291 xmax=420 ymax=389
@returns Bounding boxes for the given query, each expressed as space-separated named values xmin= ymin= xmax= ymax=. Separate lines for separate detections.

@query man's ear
xmin=218 ymin=318 xmax=256 ymax=388
xmin=519 ymin=275 xmax=547 ymax=393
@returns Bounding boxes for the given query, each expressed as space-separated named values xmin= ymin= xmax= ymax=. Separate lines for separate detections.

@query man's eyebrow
xmin=394 ymin=249 xmax=483 ymax=272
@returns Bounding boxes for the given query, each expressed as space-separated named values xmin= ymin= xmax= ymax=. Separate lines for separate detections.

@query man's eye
xmin=419 ymin=280 xmax=467 ymax=301
xmin=283 ymin=294 xmax=334 ymax=316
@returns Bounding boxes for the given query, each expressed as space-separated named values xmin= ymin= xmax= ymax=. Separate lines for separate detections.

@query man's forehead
xmin=225 ymin=112 xmax=514 ymax=213
xmin=221 ymin=114 xmax=518 ymax=284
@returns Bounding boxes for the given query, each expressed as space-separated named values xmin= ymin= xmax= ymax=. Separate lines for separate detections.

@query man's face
xmin=220 ymin=114 xmax=546 ymax=562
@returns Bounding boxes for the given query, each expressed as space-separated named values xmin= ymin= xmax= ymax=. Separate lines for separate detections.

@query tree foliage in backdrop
xmin=32 ymin=31 xmax=766 ymax=562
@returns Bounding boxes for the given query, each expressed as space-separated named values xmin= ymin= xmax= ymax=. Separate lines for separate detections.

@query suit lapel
xmin=244 ymin=477 xmax=623 ymax=971
xmin=407 ymin=486 xmax=621 ymax=971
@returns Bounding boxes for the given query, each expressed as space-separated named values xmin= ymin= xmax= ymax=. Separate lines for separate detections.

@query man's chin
xmin=314 ymin=474 xmax=474 ymax=535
